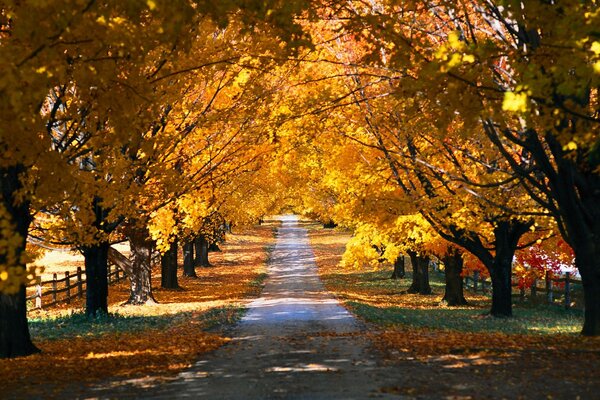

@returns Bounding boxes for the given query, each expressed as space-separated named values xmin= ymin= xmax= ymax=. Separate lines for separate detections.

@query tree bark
xmin=0 ymin=164 xmax=40 ymax=358
xmin=457 ymin=220 xmax=530 ymax=317
xmin=208 ymin=242 xmax=221 ymax=252
xmin=161 ymin=241 xmax=179 ymax=289
xmin=486 ymin=221 xmax=528 ymax=317
xmin=441 ymin=247 xmax=467 ymax=306
xmin=194 ymin=235 xmax=211 ymax=267
xmin=407 ymin=251 xmax=432 ymax=295
xmin=126 ymin=228 xmax=157 ymax=305
xmin=574 ymin=245 xmax=600 ymax=335
xmin=0 ymin=287 xmax=40 ymax=358
xmin=323 ymin=220 xmax=337 ymax=228
xmin=81 ymin=241 xmax=110 ymax=317
xmin=390 ymin=255 xmax=405 ymax=279
xmin=182 ymin=241 xmax=196 ymax=277
xmin=489 ymin=255 xmax=513 ymax=317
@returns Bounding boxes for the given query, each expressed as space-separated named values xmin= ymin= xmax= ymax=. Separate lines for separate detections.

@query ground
xmin=2 ymin=223 xmax=275 ymax=399
xmin=4 ymin=217 xmax=600 ymax=399
xmin=310 ymin=222 xmax=600 ymax=399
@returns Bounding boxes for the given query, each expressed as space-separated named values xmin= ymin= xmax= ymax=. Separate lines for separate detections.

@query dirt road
xmin=85 ymin=215 xmax=397 ymax=399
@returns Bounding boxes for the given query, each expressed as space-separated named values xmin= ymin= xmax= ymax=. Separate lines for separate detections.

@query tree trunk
xmin=489 ymin=256 xmax=513 ymax=317
xmin=482 ymin=220 xmax=530 ymax=317
xmin=208 ymin=242 xmax=221 ymax=252
xmin=126 ymin=228 xmax=157 ymax=305
xmin=556 ymin=180 xmax=600 ymax=334
xmin=441 ymin=247 xmax=467 ymax=306
xmin=407 ymin=251 xmax=432 ymax=294
xmin=0 ymin=164 xmax=40 ymax=358
xmin=81 ymin=241 xmax=110 ymax=317
xmin=182 ymin=241 xmax=196 ymax=277
xmin=195 ymin=235 xmax=211 ymax=267
xmin=323 ymin=220 xmax=337 ymax=229
xmin=574 ymin=245 xmax=600 ymax=335
xmin=390 ymin=255 xmax=405 ymax=279
xmin=0 ymin=288 xmax=40 ymax=358
xmin=161 ymin=241 xmax=179 ymax=289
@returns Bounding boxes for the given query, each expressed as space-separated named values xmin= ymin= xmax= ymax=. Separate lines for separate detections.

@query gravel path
xmin=86 ymin=215 xmax=398 ymax=399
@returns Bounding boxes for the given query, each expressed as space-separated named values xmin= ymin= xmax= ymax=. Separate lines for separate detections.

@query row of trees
xmin=0 ymin=0 xmax=311 ymax=358
xmin=271 ymin=1 xmax=598 ymax=335
xmin=1 ymin=0 xmax=598 ymax=359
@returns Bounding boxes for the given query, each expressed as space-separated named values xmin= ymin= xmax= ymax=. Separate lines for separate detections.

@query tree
xmin=335 ymin=0 xmax=599 ymax=332
xmin=0 ymin=0 xmax=314 ymax=358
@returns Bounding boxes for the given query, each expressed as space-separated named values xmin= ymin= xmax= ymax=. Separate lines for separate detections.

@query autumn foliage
xmin=1 ymin=0 xmax=600 ymax=363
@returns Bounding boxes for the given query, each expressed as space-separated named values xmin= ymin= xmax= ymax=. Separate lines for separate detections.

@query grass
xmin=29 ymin=304 xmax=249 ymax=342
xmin=29 ymin=312 xmax=179 ymax=341
xmin=347 ymin=301 xmax=583 ymax=335
xmin=309 ymin=226 xmax=585 ymax=336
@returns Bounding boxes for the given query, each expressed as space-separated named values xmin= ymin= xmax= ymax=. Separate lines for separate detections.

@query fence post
xmin=564 ymin=272 xmax=571 ymax=309
xmin=77 ymin=267 xmax=83 ymax=299
xmin=35 ymin=284 xmax=42 ymax=309
xmin=52 ymin=273 xmax=57 ymax=304
xmin=65 ymin=271 xmax=71 ymax=304
xmin=473 ymin=271 xmax=479 ymax=292
xmin=546 ymin=271 xmax=553 ymax=304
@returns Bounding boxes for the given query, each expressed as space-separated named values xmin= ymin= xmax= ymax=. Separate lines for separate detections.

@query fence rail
xmin=26 ymin=263 xmax=127 ymax=310
xmin=463 ymin=270 xmax=582 ymax=310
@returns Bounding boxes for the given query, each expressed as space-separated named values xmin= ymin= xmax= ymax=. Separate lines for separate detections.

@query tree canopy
xmin=1 ymin=0 xmax=599 ymax=358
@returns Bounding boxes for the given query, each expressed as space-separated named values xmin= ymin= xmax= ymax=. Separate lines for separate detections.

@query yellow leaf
xmin=462 ymin=54 xmax=475 ymax=64
xmin=502 ymin=91 xmax=529 ymax=113
xmin=562 ymin=141 xmax=577 ymax=151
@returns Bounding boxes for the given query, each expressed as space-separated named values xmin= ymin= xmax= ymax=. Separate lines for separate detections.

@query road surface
xmin=86 ymin=215 xmax=397 ymax=399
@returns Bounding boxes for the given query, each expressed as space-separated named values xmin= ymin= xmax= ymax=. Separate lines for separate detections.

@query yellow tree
xmin=0 ymin=0 xmax=313 ymax=358
xmin=335 ymin=0 xmax=600 ymax=334
xmin=274 ymin=6 xmax=546 ymax=317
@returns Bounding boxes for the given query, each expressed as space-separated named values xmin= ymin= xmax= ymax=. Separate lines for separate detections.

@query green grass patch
xmin=29 ymin=311 xmax=184 ymax=341
xmin=332 ymin=269 xmax=446 ymax=291
xmin=29 ymin=304 xmax=250 ymax=341
xmin=250 ymin=272 xmax=268 ymax=289
xmin=347 ymin=301 xmax=583 ymax=335
xmin=322 ymin=266 xmax=584 ymax=335
xmin=198 ymin=305 xmax=246 ymax=329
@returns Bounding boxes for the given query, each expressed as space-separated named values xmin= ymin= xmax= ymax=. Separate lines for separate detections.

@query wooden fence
xmin=463 ymin=270 xmax=583 ymax=310
xmin=26 ymin=263 xmax=127 ymax=310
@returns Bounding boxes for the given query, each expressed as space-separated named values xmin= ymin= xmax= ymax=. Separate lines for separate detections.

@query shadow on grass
xmin=348 ymin=301 xmax=583 ymax=335
xmin=29 ymin=305 xmax=245 ymax=341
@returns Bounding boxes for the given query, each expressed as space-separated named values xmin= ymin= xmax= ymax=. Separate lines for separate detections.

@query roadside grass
xmin=3 ymin=223 xmax=275 ymax=399
xmin=29 ymin=304 xmax=248 ymax=342
xmin=348 ymin=301 xmax=583 ymax=335
xmin=29 ymin=311 xmax=179 ymax=341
